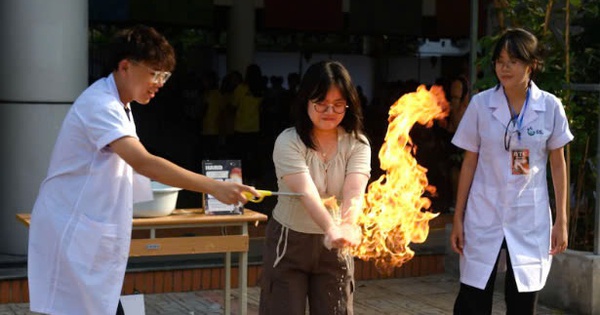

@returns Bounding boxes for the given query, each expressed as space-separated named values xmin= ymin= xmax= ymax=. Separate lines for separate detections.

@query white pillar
xmin=227 ymin=0 xmax=255 ymax=74
xmin=0 ymin=0 xmax=88 ymax=255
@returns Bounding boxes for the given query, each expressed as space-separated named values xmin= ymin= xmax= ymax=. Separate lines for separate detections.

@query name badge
xmin=511 ymin=149 xmax=530 ymax=175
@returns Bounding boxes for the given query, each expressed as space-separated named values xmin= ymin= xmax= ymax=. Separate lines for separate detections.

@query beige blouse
xmin=272 ymin=127 xmax=371 ymax=234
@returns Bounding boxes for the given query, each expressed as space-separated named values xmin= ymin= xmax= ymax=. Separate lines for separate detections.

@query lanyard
xmin=504 ymin=87 xmax=530 ymax=141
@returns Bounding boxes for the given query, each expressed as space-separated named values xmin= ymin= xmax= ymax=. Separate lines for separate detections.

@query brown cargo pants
xmin=259 ymin=219 xmax=354 ymax=315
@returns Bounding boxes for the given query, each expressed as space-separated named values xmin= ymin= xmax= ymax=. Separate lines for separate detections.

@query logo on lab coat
xmin=527 ymin=127 xmax=543 ymax=136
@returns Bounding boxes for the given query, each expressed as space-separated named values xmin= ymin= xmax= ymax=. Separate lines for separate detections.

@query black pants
xmin=116 ymin=300 xmax=125 ymax=315
xmin=453 ymin=241 xmax=538 ymax=315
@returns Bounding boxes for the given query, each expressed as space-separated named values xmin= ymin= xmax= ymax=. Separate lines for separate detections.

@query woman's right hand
xmin=211 ymin=180 xmax=259 ymax=205
xmin=450 ymin=218 xmax=464 ymax=255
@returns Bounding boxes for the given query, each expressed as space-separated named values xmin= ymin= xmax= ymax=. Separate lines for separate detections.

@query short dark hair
xmin=291 ymin=60 xmax=366 ymax=150
xmin=108 ymin=25 xmax=175 ymax=72
xmin=492 ymin=28 xmax=543 ymax=81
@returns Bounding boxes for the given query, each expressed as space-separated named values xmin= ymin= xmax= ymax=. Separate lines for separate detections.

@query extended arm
xmin=340 ymin=173 xmax=370 ymax=225
xmin=110 ymin=136 xmax=258 ymax=205
xmin=282 ymin=172 xmax=358 ymax=248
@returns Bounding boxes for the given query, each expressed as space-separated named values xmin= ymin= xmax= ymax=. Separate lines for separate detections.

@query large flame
xmin=350 ymin=85 xmax=449 ymax=274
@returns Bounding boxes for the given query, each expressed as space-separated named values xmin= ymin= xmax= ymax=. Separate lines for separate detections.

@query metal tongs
xmin=243 ymin=190 xmax=304 ymax=203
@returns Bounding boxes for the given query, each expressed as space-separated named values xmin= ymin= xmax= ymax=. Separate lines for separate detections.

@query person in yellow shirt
xmin=232 ymin=64 xmax=265 ymax=184
xmin=201 ymin=70 xmax=226 ymax=159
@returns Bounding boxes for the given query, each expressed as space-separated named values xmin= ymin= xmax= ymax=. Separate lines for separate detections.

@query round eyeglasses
xmin=311 ymin=101 xmax=348 ymax=114
xmin=132 ymin=61 xmax=172 ymax=85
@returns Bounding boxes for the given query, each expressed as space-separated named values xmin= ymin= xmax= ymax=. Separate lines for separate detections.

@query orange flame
xmin=350 ymin=85 xmax=449 ymax=274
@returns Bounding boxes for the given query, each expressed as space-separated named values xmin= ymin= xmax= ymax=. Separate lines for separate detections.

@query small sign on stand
xmin=120 ymin=294 xmax=145 ymax=315
xmin=202 ymin=160 xmax=244 ymax=215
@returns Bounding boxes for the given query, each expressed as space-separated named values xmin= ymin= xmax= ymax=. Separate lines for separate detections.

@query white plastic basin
xmin=133 ymin=181 xmax=182 ymax=217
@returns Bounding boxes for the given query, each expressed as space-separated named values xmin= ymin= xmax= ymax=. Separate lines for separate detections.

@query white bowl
xmin=133 ymin=182 xmax=182 ymax=217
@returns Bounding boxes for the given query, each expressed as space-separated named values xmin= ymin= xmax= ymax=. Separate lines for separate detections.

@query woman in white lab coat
xmin=27 ymin=25 xmax=258 ymax=315
xmin=449 ymin=28 xmax=573 ymax=314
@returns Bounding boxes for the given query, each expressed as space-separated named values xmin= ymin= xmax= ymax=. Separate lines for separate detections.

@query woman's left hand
xmin=339 ymin=223 xmax=362 ymax=245
xmin=549 ymin=222 xmax=568 ymax=255
xmin=323 ymin=224 xmax=361 ymax=249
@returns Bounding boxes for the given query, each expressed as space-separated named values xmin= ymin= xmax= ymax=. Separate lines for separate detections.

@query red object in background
xmin=436 ymin=0 xmax=488 ymax=38
xmin=264 ymin=0 xmax=343 ymax=31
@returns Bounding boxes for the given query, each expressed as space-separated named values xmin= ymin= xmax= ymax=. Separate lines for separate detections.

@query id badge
xmin=511 ymin=148 xmax=530 ymax=175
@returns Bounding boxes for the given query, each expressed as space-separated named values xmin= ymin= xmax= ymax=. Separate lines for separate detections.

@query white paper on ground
xmin=120 ymin=294 xmax=145 ymax=315
xmin=133 ymin=173 xmax=153 ymax=203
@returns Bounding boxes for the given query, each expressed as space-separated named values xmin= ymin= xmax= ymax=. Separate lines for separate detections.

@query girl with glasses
xmin=449 ymin=28 xmax=573 ymax=314
xmin=259 ymin=60 xmax=370 ymax=315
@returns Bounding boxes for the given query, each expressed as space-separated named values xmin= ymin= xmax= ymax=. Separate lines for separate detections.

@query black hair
xmin=291 ymin=60 xmax=366 ymax=150
xmin=492 ymin=28 xmax=543 ymax=83
xmin=108 ymin=25 xmax=176 ymax=72
xmin=220 ymin=71 xmax=243 ymax=94
xmin=244 ymin=64 xmax=265 ymax=98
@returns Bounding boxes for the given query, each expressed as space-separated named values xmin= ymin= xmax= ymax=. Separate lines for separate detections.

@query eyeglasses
xmin=311 ymin=101 xmax=348 ymax=114
xmin=132 ymin=61 xmax=172 ymax=85
xmin=504 ymin=117 xmax=520 ymax=151
xmin=494 ymin=59 xmax=523 ymax=70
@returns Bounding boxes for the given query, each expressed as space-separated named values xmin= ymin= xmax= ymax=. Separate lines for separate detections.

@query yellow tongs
xmin=243 ymin=190 xmax=304 ymax=203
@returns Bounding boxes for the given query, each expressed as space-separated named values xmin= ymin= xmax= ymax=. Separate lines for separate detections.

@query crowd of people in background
xmin=133 ymin=62 xmax=470 ymax=215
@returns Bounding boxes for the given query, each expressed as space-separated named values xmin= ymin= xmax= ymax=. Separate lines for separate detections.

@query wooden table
xmin=17 ymin=209 xmax=268 ymax=315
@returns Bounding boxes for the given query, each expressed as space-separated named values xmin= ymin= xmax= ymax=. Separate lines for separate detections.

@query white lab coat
xmin=452 ymin=82 xmax=573 ymax=292
xmin=28 ymin=74 xmax=138 ymax=314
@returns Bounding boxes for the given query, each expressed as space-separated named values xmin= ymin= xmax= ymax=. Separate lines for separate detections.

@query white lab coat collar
xmin=106 ymin=73 xmax=131 ymax=110
xmin=489 ymin=81 xmax=545 ymax=128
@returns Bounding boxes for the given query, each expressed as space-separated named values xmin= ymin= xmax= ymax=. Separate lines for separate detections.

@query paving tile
xmin=0 ymin=274 xmax=575 ymax=314
xmin=415 ymin=292 xmax=458 ymax=312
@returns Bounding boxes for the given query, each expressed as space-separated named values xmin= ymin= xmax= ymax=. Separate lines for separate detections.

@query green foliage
xmin=476 ymin=0 xmax=599 ymax=251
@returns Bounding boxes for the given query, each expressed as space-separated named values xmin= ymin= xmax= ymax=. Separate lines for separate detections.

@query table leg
xmin=225 ymin=252 xmax=231 ymax=315
xmin=239 ymin=223 xmax=248 ymax=315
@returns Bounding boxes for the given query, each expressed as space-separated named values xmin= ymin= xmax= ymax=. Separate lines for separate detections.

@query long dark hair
xmin=291 ymin=60 xmax=366 ymax=150
xmin=492 ymin=28 xmax=543 ymax=84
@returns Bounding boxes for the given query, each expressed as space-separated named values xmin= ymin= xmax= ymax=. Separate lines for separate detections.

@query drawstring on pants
xmin=273 ymin=226 xmax=289 ymax=267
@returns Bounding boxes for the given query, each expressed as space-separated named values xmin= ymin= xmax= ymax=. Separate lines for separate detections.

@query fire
xmin=350 ymin=85 xmax=449 ymax=274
